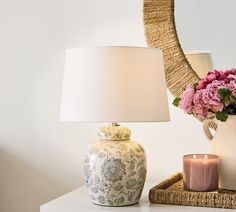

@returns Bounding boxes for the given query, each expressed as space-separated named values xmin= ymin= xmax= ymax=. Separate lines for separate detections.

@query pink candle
xmin=183 ymin=154 xmax=219 ymax=192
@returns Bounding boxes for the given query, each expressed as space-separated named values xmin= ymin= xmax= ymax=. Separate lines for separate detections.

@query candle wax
xmin=183 ymin=154 xmax=219 ymax=192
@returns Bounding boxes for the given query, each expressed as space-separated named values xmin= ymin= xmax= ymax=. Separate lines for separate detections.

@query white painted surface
xmin=40 ymin=183 xmax=229 ymax=212
xmin=0 ymin=0 xmax=235 ymax=212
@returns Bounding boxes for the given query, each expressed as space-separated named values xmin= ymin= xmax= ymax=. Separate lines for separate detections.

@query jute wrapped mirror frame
xmin=143 ymin=0 xmax=200 ymax=97
xmin=143 ymin=0 xmax=217 ymax=129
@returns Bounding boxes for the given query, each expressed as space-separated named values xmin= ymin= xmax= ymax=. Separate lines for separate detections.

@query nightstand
xmin=40 ymin=182 xmax=229 ymax=212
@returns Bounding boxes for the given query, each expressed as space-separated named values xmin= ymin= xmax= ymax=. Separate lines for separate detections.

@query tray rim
xmin=149 ymin=173 xmax=236 ymax=209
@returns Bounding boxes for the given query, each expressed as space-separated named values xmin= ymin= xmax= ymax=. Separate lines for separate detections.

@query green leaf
xmin=218 ymin=88 xmax=231 ymax=103
xmin=226 ymin=104 xmax=236 ymax=114
xmin=172 ymin=97 xmax=181 ymax=107
xmin=216 ymin=111 xmax=228 ymax=122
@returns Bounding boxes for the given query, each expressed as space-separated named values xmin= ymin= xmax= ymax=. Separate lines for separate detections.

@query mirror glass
xmin=175 ymin=0 xmax=236 ymax=71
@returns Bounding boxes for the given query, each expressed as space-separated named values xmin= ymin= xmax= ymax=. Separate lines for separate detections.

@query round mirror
xmin=144 ymin=0 xmax=232 ymax=128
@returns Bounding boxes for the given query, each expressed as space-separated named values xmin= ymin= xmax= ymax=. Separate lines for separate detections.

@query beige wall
xmin=0 ymin=0 xmax=235 ymax=212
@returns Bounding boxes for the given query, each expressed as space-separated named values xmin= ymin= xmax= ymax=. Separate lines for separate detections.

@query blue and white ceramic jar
xmin=84 ymin=124 xmax=146 ymax=206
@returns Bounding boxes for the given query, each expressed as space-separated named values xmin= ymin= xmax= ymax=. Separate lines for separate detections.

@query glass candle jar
xmin=183 ymin=154 xmax=219 ymax=192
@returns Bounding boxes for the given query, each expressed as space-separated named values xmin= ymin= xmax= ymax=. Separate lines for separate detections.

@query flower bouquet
xmin=173 ymin=69 xmax=236 ymax=122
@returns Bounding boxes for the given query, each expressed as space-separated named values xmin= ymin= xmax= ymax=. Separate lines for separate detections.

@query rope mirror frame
xmin=143 ymin=0 xmax=217 ymax=129
xmin=143 ymin=0 xmax=200 ymax=97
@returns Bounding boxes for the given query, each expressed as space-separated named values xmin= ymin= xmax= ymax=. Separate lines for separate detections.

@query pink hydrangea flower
xmin=193 ymin=90 xmax=211 ymax=119
xmin=179 ymin=85 xmax=194 ymax=113
xmin=176 ymin=69 xmax=236 ymax=120
xmin=202 ymin=80 xmax=225 ymax=112
xmin=196 ymin=69 xmax=236 ymax=90
xmin=196 ymin=80 xmax=208 ymax=90
xmin=224 ymin=68 xmax=236 ymax=76
xmin=227 ymin=74 xmax=236 ymax=81
xmin=227 ymin=80 xmax=236 ymax=96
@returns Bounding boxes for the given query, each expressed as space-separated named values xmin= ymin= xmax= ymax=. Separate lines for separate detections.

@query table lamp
xmin=60 ymin=47 xmax=170 ymax=206
xmin=185 ymin=51 xmax=213 ymax=78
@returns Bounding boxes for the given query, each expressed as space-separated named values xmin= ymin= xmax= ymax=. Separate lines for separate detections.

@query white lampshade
xmin=60 ymin=47 xmax=169 ymax=122
xmin=185 ymin=51 xmax=213 ymax=78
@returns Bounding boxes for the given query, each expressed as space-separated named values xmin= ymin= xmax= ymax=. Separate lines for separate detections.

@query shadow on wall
xmin=0 ymin=148 xmax=63 ymax=212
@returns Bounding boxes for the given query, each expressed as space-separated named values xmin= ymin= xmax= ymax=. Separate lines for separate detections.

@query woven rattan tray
xmin=149 ymin=173 xmax=236 ymax=209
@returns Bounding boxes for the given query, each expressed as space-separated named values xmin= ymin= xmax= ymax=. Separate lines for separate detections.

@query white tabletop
xmin=40 ymin=183 xmax=230 ymax=212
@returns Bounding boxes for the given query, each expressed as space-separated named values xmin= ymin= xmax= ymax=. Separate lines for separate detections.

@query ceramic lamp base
xmin=83 ymin=124 xmax=146 ymax=206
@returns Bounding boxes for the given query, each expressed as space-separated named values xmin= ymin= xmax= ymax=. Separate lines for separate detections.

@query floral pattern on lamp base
xmin=83 ymin=125 xmax=146 ymax=206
